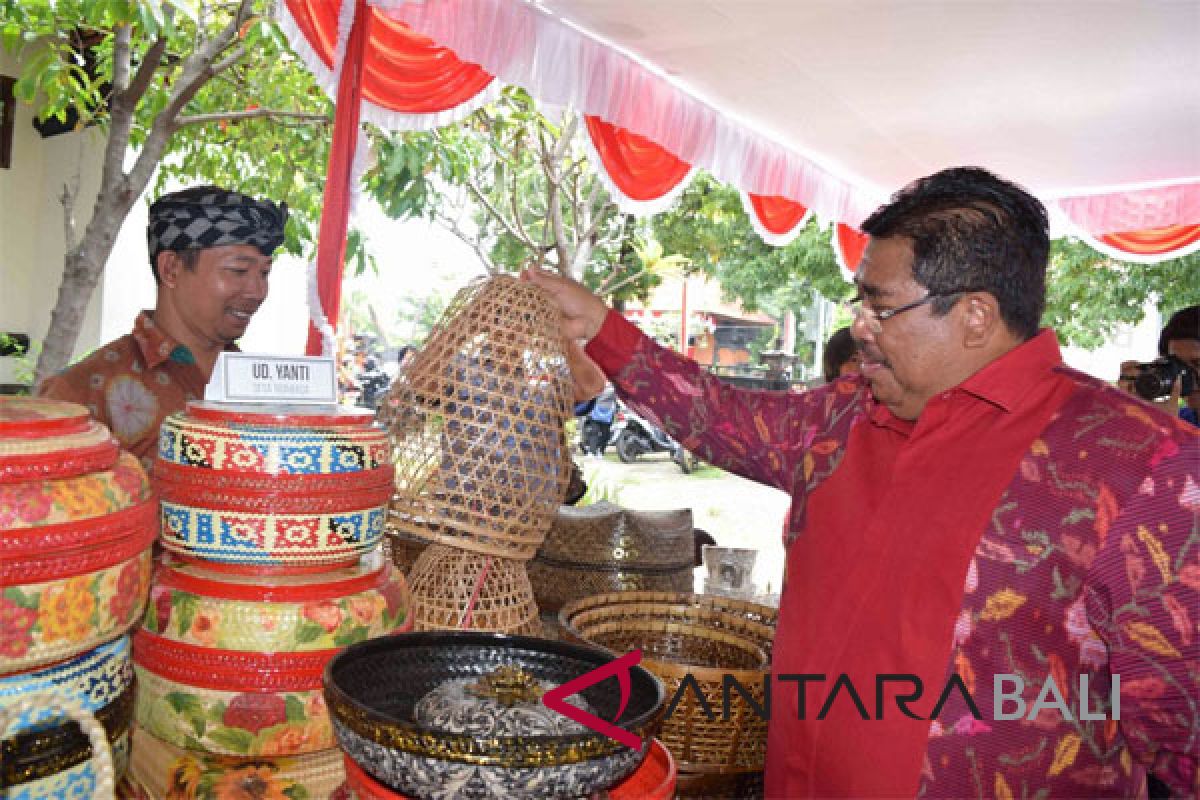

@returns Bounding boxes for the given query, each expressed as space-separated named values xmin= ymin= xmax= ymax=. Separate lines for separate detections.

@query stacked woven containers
xmin=128 ymin=402 xmax=410 ymax=798
xmin=1 ymin=397 xmax=157 ymax=797
xmin=560 ymin=591 xmax=778 ymax=797
xmin=380 ymin=275 xmax=574 ymax=637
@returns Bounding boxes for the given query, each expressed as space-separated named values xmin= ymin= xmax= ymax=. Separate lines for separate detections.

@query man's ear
xmin=157 ymin=251 xmax=181 ymax=288
xmin=961 ymin=292 xmax=1001 ymax=349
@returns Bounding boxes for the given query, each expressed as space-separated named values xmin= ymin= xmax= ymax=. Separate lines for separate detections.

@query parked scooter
xmin=613 ymin=407 xmax=696 ymax=473
xmin=577 ymin=386 xmax=619 ymax=456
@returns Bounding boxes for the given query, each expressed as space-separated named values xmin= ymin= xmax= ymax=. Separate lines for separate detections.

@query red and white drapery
xmin=280 ymin=0 xmax=1200 ymax=354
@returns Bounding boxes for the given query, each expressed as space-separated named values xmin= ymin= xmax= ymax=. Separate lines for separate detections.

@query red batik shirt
xmin=586 ymin=312 xmax=1199 ymax=799
xmin=39 ymin=311 xmax=219 ymax=470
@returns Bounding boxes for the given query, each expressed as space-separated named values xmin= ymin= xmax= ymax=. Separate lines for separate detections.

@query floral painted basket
xmin=1 ymin=549 xmax=153 ymax=675
xmin=132 ymin=628 xmax=337 ymax=756
xmin=127 ymin=725 xmax=345 ymax=800
xmin=155 ymin=403 xmax=394 ymax=570
xmin=142 ymin=551 xmax=412 ymax=652
xmin=2 ymin=397 xmax=158 ymax=672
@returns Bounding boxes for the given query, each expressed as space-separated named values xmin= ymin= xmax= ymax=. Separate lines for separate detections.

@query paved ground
xmin=575 ymin=450 xmax=789 ymax=599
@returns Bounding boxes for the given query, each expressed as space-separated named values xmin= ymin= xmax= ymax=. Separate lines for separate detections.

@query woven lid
xmin=537 ymin=503 xmax=694 ymax=569
xmin=155 ymin=549 xmax=391 ymax=602
xmin=0 ymin=397 xmax=119 ymax=483
xmin=186 ymin=401 xmax=376 ymax=428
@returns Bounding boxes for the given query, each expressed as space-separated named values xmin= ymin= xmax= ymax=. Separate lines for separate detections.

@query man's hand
xmin=522 ymin=267 xmax=610 ymax=342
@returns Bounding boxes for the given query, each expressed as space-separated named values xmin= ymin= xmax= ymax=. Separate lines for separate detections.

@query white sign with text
xmin=205 ymin=353 xmax=337 ymax=404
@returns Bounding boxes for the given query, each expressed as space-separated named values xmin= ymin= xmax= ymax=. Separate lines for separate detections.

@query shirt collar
xmin=957 ymin=328 xmax=1063 ymax=412
xmin=132 ymin=310 xmax=185 ymax=369
xmin=866 ymin=328 xmax=1064 ymax=431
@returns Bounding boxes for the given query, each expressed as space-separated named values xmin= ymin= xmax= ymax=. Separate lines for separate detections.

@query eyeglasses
xmin=845 ymin=290 xmax=971 ymax=335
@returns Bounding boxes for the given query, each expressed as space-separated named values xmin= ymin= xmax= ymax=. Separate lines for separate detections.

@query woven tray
xmin=127 ymin=726 xmax=345 ymax=799
xmin=567 ymin=613 xmax=770 ymax=774
xmin=380 ymin=275 xmax=574 ymax=560
xmin=406 ymin=544 xmax=541 ymax=635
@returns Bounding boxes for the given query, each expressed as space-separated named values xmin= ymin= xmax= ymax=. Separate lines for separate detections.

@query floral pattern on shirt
xmin=594 ymin=319 xmax=1199 ymax=799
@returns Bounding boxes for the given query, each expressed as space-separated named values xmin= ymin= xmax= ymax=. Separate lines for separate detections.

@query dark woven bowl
xmin=324 ymin=631 xmax=666 ymax=799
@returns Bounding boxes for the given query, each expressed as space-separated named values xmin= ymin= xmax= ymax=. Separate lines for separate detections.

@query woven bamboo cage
xmin=383 ymin=517 xmax=429 ymax=577
xmin=379 ymin=276 xmax=574 ymax=561
xmin=529 ymin=504 xmax=697 ymax=612
xmin=567 ymin=609 xmax=770 ymax=775
xmin=560 ymin=590 xmax=777 ymax=658
xmin=406 ymin=544 xmax=541 ymax=636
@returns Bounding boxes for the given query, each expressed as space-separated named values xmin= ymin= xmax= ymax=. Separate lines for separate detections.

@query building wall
xmin=0 ymin=47 xmax=310 ymax=393
xmin=0 ymin=48 xmax=106 ymax=388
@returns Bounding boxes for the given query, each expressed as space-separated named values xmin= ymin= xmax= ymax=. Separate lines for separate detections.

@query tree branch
xmin=598 ymin=266 xmax=649 ymax=297
xmin=176 ymin=108 xmax=330 ymax=126
xmin=125 ymin=13 xmax=173 ymax=103
xmin=110 ymin=22 xmax=133 ymax=94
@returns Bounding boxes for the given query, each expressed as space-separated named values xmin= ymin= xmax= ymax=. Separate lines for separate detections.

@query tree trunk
xmin=34 ymin=188 xmax=138 ymax=387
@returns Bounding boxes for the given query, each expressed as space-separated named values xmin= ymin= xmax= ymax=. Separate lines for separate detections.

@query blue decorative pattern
xmin=0 ymin=637 xmax=133 ymax=733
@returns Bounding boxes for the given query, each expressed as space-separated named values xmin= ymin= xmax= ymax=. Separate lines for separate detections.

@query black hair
xmin=860 ymin=167 xmax=1049 ymax=339
xmin=822 ymin=327 xmax=858 ymax=383
xmin=1158 ymin=305 xmax=1200 ymax=356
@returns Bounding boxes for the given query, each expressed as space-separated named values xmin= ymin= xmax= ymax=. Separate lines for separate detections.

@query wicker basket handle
xmin=0 ymin=691 xmax=115 ymax=799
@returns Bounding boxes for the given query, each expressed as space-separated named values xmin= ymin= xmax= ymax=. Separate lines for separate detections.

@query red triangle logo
xmin=541 ymin=649 xmax=643 ymax=749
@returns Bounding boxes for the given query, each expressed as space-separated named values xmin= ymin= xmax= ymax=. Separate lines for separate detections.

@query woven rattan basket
xmin=406 ymin=544 xmax=541 ymax=636
xmin=383 ymin=519 xmax=429 ymax=577
xmin=379 ymin=275 xmax=574 ymax=561
xmin=566 ymin=610 xmax=770 ymax=774
xmin=560 ymin=590 xmax=777 ymax=658
xmin=528 ymin=504 xmax=697 ymax=613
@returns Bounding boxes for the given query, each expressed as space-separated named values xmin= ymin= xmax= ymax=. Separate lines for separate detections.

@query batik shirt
xmin=40 ymin=311 xmax=217 ymax=470
xmin=586 ymin=312 xmax=1198 ymax=799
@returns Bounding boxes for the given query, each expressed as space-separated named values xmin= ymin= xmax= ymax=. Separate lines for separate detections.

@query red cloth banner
xmin=305 ymin=0 xmax=369 ymax=355
xmin=1098 ymin=223 xmax=1200 ymax=258
xmin=748 ymin=194 xmax=810 ymax=236
xmin=583 ymin=116 xmax=693 ymax=212
xmin=833 ymin=223 xmax=870 ymax=279
xmin=284 ymin=0 xmax=495 ymax=115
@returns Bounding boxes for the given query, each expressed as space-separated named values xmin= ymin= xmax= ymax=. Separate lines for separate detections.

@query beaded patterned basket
xmin=565 ymin=611 xmax=770 ymax=775
xmin=0 ymin=636 xmax=134 ymax=735
xmin=142 ymin=551 xmax=411 ymax=652
xmin=407 ymin=544 xmax=540 ymax=636
xmin=528 ymin=504 xmax=697 ymax=613
xmin=155 ymin=402 xmax=393 ymax=570
xmin=127 ymin=726 xmax=345 ymax=800
xmin=324 ymin=632 xmax=665 ymax=800
xmin=379 ymin=275 xmax=574 ymax=561
xmin=1 ymin=675 xmax=133 ymax=792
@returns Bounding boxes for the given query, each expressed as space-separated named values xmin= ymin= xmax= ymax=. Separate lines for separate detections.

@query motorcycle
xmin=613 ymin=407 xmax=697 ymax=473
xmin=577 ymin=387 xmax=619 ymax=456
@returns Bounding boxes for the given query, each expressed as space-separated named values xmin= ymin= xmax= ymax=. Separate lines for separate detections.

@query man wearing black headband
xmin=39 ymin=185 xmax=288 ymax=467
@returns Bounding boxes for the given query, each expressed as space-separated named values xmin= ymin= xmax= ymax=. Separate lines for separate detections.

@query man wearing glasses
xmin=525 ymin=167 xmax=1196 ymax=799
